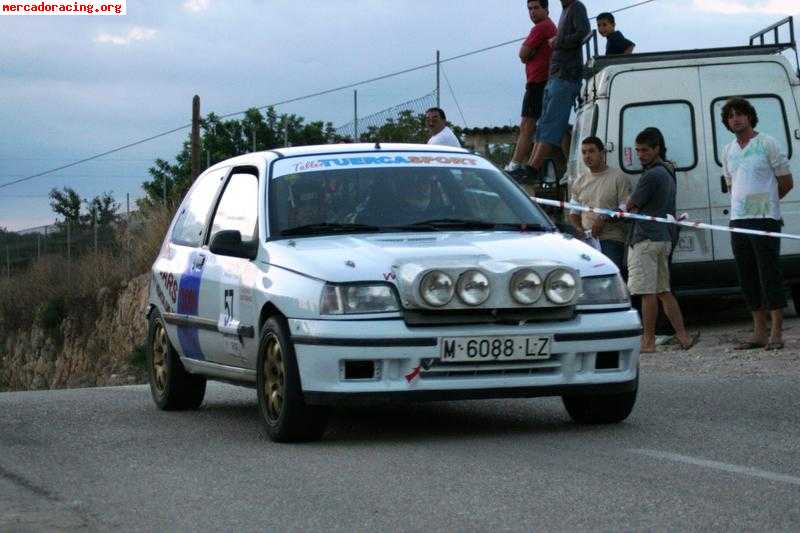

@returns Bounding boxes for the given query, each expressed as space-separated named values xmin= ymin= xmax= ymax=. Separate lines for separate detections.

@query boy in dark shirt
xmin=596 ymin=12 xmax=635 ymax=55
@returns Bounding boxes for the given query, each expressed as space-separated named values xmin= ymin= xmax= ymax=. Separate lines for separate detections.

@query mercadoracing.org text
xmin=1 ymin=1 xmax=126 ymax=15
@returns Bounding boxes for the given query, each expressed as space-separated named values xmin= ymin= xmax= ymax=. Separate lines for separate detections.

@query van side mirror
xmin=209 ymin=230 xmax=258 ymax=260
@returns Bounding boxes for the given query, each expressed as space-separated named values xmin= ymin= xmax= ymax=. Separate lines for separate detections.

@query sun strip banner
xmin=531 ymin=197 xmax=800 ymax=241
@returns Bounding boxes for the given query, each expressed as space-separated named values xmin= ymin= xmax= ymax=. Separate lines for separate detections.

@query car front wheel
xmin=256 ymin=317 xmax=329 ymax=442
xmin=562 ymin=378 xmax=638 ymax=424
xmin=147 ymin=310 xmax=206 ymax=410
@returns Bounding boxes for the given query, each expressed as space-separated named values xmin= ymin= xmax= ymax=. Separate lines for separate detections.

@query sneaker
xmin=506 ymin=167 xmax=528 ymax=181
xmin=504 ymin=161 xmax=522 ymax=171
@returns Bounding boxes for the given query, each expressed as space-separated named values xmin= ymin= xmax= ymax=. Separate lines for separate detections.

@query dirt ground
xmin=640 ymin=294 xmax=800 ymax=377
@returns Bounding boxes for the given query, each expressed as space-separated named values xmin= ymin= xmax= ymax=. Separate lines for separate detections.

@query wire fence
xmin=1 ymin=213 xmax=138 ymax=280
xmin=335 ymin=92 xmax=438 ymax=140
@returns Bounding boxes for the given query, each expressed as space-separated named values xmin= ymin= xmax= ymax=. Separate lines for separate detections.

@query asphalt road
xmin=1 ymin=372 xmax=799 ymax=532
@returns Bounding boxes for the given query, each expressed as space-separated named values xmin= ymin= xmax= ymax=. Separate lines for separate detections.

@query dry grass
xmin=0 ymin=205 xmax=175 ymax=334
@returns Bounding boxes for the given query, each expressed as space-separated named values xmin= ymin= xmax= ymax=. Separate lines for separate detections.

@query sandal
xmin=764 ymin=341 xmax=784 ymax=351
xmin=679 ymin=331 xmax=700 ymax=350
xmin=734 ymin=340 xmax=767 ymax=350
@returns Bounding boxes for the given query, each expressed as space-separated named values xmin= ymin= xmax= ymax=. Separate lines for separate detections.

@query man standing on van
xmin=506 ymin=0 xmax=557 ymax=176
xmin=569 ymin=136 xmax=630 ymax=273
xmin=626 ymin=128 xmax=695 ymax=353
xmin=721 ymin=97 xmax=794 ymax=350
xmin=525 ymin=0 xmax=590 ymax=177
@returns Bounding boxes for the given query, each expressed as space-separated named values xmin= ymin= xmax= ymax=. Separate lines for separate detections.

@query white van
xmin=564 ymin=17 xmax=800 ymax=309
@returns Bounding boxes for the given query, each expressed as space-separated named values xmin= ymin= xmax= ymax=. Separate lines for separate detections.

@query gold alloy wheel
xmin=262 ymin=334 xmax=285 ymax=421
xmin=152 ymin=321 xmax=169 ymax=395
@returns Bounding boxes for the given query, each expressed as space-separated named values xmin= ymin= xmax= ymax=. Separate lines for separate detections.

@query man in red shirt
xmin=506 ymin=0 xmax=557 ymax=175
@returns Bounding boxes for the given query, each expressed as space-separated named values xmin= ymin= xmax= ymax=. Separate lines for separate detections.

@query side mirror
xmin=209 ymin=230 xmax=258 ymax=260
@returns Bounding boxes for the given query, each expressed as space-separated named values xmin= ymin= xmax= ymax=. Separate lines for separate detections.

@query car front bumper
xmin=288 ymin=309 xmax=641 ymax=405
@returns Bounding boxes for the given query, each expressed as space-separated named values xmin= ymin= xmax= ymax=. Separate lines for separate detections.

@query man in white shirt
xmin=721 ymin=97 xmax=794 ymax=351
xmin=425 ymin=107 xmax=461 ymax=148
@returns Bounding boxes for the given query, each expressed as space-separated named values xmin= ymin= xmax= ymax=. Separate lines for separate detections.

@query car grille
xmin=403 ymin=307 xmax=574 ymax=327
xmin=418 ymin=354 xmax=562 ymax=379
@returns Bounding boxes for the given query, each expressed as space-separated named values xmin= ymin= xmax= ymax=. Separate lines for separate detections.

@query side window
xmin=208 ymin=172 xmax=259 ymax=244
xmin=171 ymin=168 xmax=228 ymax=247
xmin=566 ymin=104 xmax=597 ymax=183
xmin=712 ymin=95 xmax=792 ymax=166
xmin=620 ymin=101 xmax=697 ymax=173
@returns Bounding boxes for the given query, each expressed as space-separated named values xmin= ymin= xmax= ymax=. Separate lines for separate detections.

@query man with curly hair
xmin=721 ymin=97 xmax=794 ymax=350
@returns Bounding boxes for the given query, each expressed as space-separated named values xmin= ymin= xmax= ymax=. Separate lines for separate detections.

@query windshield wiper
xmin=280 ymin=222 xmax=382 ymax=237
xmin=392 ymin=219 xmax=554 ymax=232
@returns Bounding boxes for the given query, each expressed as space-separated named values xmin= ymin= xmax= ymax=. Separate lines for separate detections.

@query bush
xmin=129 ymin=343 xmax=148 ymax=371
xmin=34 ymin=297 xmax=66 ymax=332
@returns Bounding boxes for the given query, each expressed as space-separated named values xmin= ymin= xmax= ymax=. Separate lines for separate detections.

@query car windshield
xmin=269 ymin=152 xmax=554 ymax=238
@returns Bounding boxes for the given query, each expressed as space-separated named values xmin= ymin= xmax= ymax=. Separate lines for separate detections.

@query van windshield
xmin=269 ymin=153 xmax=554 ymax=238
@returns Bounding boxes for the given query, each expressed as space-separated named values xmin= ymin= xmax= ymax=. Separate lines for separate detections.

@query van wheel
xmin=147 ymin=311 xmax=206 ymax=410
xmin=562 ymin=379 xmax=638 ymax=424
xmin=791 ymin=285 xmax=800 ymax=316
xmin=256 ymin=317 xmax=329 ymax=442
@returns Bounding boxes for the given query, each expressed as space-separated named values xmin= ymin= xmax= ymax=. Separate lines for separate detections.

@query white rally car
xmin=147 ymin=143 xmax=641 ymax=442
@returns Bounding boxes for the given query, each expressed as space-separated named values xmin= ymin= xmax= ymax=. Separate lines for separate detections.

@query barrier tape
xmin=530 ymin=197 xmax=800 ymax=241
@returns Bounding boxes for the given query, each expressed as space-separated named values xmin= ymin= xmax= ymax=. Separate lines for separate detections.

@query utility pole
xmin=354 ymin=89 xmax=359 ymax=142
xmin=252 ymin=127 xmax=257 ymax=152
xmin=126 ymin=193 xmax=131 ymax=279
xmin=436 ymin=50 xmax=441 ymax=108
xmin=191 ymin=95 xmax=201 ymax=181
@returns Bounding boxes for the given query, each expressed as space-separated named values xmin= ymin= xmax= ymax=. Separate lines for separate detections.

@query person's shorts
xmin=627 ymin=240 xmax=672 ymax=295
xmin=536 ymin=77 xmax=581 ymax=146
xmin=521 ymin=81 xmax=547 ymax=119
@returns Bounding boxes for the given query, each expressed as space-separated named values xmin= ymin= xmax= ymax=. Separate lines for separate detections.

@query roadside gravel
xmin=641 ymin=299 xmax=800 ymax=377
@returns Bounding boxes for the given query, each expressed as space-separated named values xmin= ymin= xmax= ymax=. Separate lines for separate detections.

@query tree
xmin=49 ymin=187 xmax=82 ymax=227
xmin=83 ymin=192 xmax=120 ymax=227
xmin=359 ymin=110 xmax=428 ymax=143
xmin=139 ymin=107 xmax=342 ymax=209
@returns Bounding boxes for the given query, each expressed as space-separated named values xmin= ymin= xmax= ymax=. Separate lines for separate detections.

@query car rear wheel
xmin=562 ymin=379 xmax=638 ymax=424
xmin=147 ymin=310 xmax=206 ymax=410
xmin=256 ymin=317 xmax=329 ymax=442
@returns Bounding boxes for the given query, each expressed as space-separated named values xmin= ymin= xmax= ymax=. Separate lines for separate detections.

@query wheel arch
xmin=258 ymin=301 xmax=287 ymax=338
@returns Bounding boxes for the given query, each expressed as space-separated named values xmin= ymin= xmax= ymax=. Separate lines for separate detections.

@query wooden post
xmin=126 ymin=193 xmax=131 ymax=278
xmin=191 ymin=95 xmax=201 ymax=181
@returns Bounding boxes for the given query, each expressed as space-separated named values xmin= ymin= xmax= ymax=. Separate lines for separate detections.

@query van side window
xmin=711 ymin=95 xmax=792 ymax=166
xmin=208 ymin=172 xmax=259 ymax=244
xmin=171 ymin=168 xmax=228 ymax=247
xmin=620 ymin=101 xmax=697 ymax=173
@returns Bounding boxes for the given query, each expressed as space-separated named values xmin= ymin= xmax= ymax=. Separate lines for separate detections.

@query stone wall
xmin=0 ymin=274 xmax=149 ymax=391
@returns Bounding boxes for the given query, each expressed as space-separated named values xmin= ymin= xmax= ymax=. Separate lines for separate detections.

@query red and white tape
xmin=531 ymin=197 xmax=800 ymax=241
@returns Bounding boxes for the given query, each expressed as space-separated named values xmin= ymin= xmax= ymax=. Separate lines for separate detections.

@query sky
xmin=1 ymin=0 xmax=799 ymax=230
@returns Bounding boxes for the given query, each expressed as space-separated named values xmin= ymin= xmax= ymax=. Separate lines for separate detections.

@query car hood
xmin=264 ymin=231 xmax=616 ymax=282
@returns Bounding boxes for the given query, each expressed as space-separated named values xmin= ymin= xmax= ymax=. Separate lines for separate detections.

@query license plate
xmin=440 ymin=335 xmax=551 ymax=362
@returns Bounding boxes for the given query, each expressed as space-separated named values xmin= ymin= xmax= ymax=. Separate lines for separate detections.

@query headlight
xmin=510 ymin=269 xmax=543 ymax=304
xmin=320 ymin=284 xmax=400 ymax=315
xmin=578 ymin=274 xmax=630 ymax=305
xmin=545 ymin=269 xmax=577 ymax=304
xmin=456 ymin=270 xmax=490 ymax=306
xmin=420 ymin=270 xmax=454 ymax=307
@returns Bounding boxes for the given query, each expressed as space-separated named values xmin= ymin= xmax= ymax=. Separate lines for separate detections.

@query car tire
xmin=256 ymin=316 xmax=329 ymax=442
xmin=562 ymin=378 xmax=638 ymax=424
xmin=147 ymin=310 xmax=207 ymax=411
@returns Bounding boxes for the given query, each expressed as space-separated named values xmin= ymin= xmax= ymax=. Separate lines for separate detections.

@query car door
xmin=698 ymin=61 xmax=800 ymax=261
xmin=152 ymin=167 xmax=228 ymax=362
xmin=200 ymin=166 xmax=261 ymax=368
xmin=606 ymin=66 xmax=713 ymax=268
